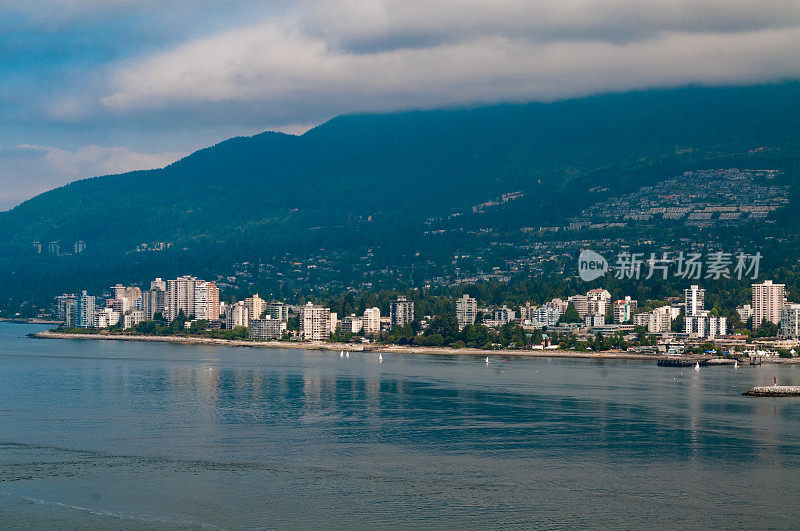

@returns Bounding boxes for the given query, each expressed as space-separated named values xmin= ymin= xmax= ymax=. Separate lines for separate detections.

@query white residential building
xmin=94 ymin=307 xmax=120 ymax=328
xmin=123 ymin=310 xmax=146 ymax=329
xmin=685 ymin=313 xmax=727 ymax=339
xmin=363 ymin=307 xmax=381 ymax=334
xmin=648 ymin=306 xmax=674 ymax=333
xmin=684 ymin=285 xmax=705 ymax=317
xmin=226 ymin=301 xmax=249 ymax=329
xmin=299 ymin=303 xmax=332 ymax=340
xmin=585 ymin=314 xmax=605 ymax=328
xmin=533 ymin=306 xmax=561 ymax=327
xmin=244 ymin=294 xmax=267 ymax=321
xmin=340 ymin=314 xmax=363 ymax=334
xmin=455 ymin=294 xmax=478 ymax=330
xmin=612 ymin=297 xmax=637 ymax=323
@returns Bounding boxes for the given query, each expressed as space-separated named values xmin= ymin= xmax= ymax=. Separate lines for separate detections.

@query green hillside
xmin=2 ymin=82 xmax=800 ymax=309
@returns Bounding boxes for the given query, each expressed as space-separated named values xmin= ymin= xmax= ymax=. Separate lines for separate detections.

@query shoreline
xmin=27 ymin=330 xmax=687 ymax=362
xmin=25 ymin=330 xmax=800 ymax=363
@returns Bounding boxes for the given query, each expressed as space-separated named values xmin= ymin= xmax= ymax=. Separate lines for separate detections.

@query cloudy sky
xmin=2 ymin=0 xmax=800 ymax=209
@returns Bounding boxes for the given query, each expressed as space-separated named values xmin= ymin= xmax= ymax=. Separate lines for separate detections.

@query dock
xmin=743 ymin=386 xmax=800 ymax=397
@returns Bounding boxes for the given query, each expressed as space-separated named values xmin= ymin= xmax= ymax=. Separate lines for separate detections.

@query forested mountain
xmin=2 ymin=82 xmax=800 ymax=311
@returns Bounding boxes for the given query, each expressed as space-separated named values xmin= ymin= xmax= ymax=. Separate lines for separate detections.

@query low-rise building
xmin=685 ymin=313 xmax=727 ymax=339
xmin=249 ymin=317 xmax=287 ymax=340
xmin=340 ymin=314 xmax=363 ymax=334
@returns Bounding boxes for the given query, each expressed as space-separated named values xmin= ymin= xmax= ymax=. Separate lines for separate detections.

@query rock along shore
xmin=743 ymin=386 xmax=800 ymax=397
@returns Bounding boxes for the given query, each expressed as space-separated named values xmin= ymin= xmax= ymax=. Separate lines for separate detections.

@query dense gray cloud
xmin=2 ymin=0 xmax=800 ymax=209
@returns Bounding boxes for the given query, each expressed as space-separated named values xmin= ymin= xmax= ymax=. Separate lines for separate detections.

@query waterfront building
xmin=585 ymin=313 xmax=605 ymax=328
xmin=684 ymin=285 xmax=705 ymax=316
xmin=568 ymin=295 xmax=589 ymax=317
xmin=194 ymin=281 xmax=220 ymax=320
xmin=363 ymin=307 xmax=381 ymax=334
xmin=166 ymin=276 xmax=199 ymax=321
xmin=143 ymin=279 xmax=166 ymax=319
xmin=299 ymin=302 xmax=331 ymax=341
xmin=56 ymin=294 xmax=77 ymax=323
xmin=781 ymin=304 xmax=800 ymax=339
xmin=493 ymin=305 xmax=516 ymax=324
xmin=267 ymin=301 xmax=289 ymax=321
xmin=94 ymin=307 xmax=120 ymax=328
xmin=244 ymin=294 xmax=267 ymax=321
xmin=519 ymin=302 xmax=538 ymax=323
xmin=533 ymin=306 xmax=561 ymax=327
xmin=612 ymin=297 xmax=637 ymax=323
xmin=340 ymin=314 xmax=363 ymax=334
xmin=76 ymin=290 xmax=96 ymax=328
xmin=752 ymin=280 xmax=786 ymax=329
xmin=123 ymin=310 xmax=146 ymax=329
xmin=249 ymin=317 xmax=287 ymax=340
xmin=685 ymin=313 xmax=727 ymax=339
xmin=455 ymin=294 xmax=477 ymax=330
xmin=648 ymin=306 xmax=674 ymax=333
xmin=390 ymin=297 xmax=415 ymax=328
xmin=226 ymin=301 xmax=249 ymax=329
xmin=330 ymin=312 xmax=338 ymax=333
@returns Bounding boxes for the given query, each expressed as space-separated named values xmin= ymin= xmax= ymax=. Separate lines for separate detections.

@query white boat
xmin=694 ymin=362 xmax=700 ymax=371
xmin=346 ymin=352 xmax=350 ymax=359
xmin=734 ymin=360 xmax=739 ymax=369
xmin=340 ymin=351 xmax=344 ymax=358
xmin=378 ymin=354 xmax=383 ymax=363
xmin=485 ymin=356 xmax=489 ymax=364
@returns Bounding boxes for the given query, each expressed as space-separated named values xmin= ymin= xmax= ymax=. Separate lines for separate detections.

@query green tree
xmin=558 ymin=302 xmax=582 ymax=324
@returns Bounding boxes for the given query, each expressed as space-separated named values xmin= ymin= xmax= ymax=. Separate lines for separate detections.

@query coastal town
xmin=46 ymin=274 xmax=800 ymax=361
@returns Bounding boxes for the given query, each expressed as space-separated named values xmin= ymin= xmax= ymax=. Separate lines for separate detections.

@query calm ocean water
xmin=1 ymin=322 xmax=799 ymax=529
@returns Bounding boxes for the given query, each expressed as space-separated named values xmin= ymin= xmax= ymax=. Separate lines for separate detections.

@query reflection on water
xmin=1 ymin=323 xmax=799 ymax=528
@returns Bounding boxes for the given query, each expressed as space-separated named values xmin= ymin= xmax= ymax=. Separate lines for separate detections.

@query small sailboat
xmin=340 ymin=351 xmax=344 ymax=358
xmin=378 ymin=354 xmax=383 ymax=363
xmin=734 ymin=360 xmax=739 ymax=369
xmin=485 ymin=356 xmax=489 ymax=364
xmin=346 ymin=351 xmax=350 ymax=359
xmin=694 ymin=362 xmax=700 ymax=372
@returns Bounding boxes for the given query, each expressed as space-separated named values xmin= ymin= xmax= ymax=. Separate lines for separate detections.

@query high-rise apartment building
xmin=226 ymin=301 xmax=249 ymax=329
xmin=363 ymin=307 xmax=381 ymax=334
xmin=684 ymin=285 xmax=705 ymax=317
xmin=299 ymin=302 xmax=331 ymax=340
xmin=194 ymin=281 xmax=220 ymax=320
xmin=76 ymin=290 xmax=96 ymax=328
xmin=244 ymin=294 xmax=267 ymax=321
xmin=752 ymin=280 xmax=785 ymax=329
xmin=612 ymin=297 xmax=637 ymax=323
xmin=267 ymin=301 xmax=289 ymax=321
xmin=390 ymin=297 xmax=415 ymax=328
xmin=781 ymin=304 xmax=800 ymax=339
xmin=455 ymin=294 xmax=477 ymax=330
